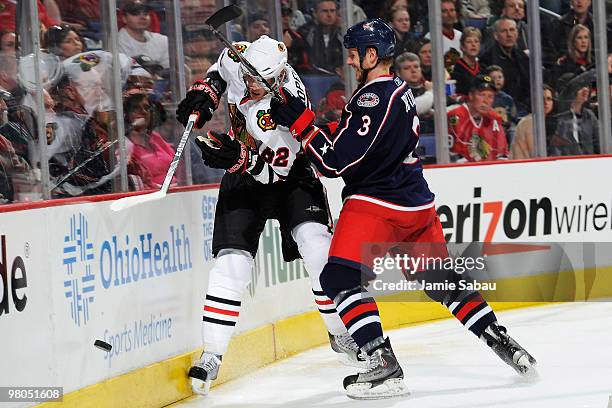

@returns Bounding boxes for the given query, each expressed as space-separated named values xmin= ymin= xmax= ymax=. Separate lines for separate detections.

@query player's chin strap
xmin=357 ymin=49 xmax=382 ymax=89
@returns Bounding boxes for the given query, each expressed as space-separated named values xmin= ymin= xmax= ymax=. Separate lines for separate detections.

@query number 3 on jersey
xmin=358 ymin=115 xmax=371 ymax=136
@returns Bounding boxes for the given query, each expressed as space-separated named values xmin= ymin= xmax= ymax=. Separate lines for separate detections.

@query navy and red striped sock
xmin=335 ymin=287 xmax=383 ymax=348
xmin=445 ymin=291 xmax=496 ymax=337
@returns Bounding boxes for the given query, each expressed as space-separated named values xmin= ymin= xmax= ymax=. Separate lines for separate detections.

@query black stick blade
xmin=205 ymin=5 xmax=243 ymax=30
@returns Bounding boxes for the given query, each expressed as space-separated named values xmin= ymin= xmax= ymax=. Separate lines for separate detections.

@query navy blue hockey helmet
xmin=343 ymin=18 xmax=396 ymax=59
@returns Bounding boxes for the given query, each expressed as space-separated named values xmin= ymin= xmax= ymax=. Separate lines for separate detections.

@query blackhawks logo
xmin=256 ymin=109 xmax=276 ymax=131
xmin=228 ymin=43 xmax=248 ymax=63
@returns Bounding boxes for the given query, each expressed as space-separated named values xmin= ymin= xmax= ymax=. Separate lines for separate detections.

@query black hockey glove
xmin=269 ymin=87 xmax=315 ymax=141
xmin=176 ymin=71 xmax=227 ymax=129
xmin=195 ymin=131 xmax=253 ymax=174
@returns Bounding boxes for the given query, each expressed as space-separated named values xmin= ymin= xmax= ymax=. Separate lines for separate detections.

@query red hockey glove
xmin=270 ymin=87 xmax=315 ymax=141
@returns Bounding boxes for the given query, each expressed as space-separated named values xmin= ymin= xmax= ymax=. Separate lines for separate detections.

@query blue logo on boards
xmin=62 ymin=213 xmax=193 ymax=327
xmin=63 ymin=213 xmax=96 ymax=327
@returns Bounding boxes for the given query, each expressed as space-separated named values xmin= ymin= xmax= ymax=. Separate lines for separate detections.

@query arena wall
xmin=0 ymin=156 xmax=610 ymax=407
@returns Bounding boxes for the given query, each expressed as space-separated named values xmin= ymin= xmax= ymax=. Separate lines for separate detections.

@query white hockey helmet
xmin=240 ymin=35 xmax=288 ymax=88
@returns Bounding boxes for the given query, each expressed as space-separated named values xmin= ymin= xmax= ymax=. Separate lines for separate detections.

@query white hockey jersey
xmin=209 ymin=43 xmax=310 ymax=183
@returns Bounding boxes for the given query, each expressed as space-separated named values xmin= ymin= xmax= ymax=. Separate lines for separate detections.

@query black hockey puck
xmin=94 ymin=340 xmax=112 ymax=352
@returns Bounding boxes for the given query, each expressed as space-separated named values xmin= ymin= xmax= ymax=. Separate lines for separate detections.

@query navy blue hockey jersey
xmin=302 ymin=75 xmax=435 ymax=209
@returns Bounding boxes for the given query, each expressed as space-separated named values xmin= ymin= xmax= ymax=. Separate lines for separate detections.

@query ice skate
xmin=343 ymin=338 xmax=410 ymax=400
xmin=329 ymin=332 xmax=368 ymax=368
xmin=481 ymin=322 xmax=537 ymax=376
xmin=188 ymin=351 xmax=222 ymax=395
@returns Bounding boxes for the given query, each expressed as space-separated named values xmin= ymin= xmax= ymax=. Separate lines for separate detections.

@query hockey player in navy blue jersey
xmin=270 ymin=19 xmax=536 ymax=399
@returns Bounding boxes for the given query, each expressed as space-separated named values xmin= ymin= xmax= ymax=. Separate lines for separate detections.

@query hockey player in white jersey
xmin=176 ymin=35 xmax=364 ymax=395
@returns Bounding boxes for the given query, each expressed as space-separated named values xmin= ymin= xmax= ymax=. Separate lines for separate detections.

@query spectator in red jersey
xmin=452 ymin=27 xmax=484 ymax=96
xmin=448 ymin=74 xmax=508 ymax=162
xmin=0 ymin=0 xmax=59 ymax=32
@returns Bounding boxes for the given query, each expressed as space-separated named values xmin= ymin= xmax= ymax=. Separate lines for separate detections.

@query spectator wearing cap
xmin=448 ymin=74 xmax=508 ymax=162
xmin=425 ymin=0 xmax=462 ymax=56
xmin=247 ymin=13 xmax=271 ymax=42
xmin=118 ymin=0 xmax=170 ymax=69
xmin=298 ymin=0 xmax=344 ymax=73
xmin=480 ymin=17 xmax=530 ymax=112
xmin=452 ymin=27 xmax=485 ymax=96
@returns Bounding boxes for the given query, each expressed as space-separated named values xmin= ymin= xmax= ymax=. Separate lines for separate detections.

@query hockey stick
xmin=109 ymin=112 xmax=199 ymax=212
xmin=204 ymin=5 xmax=284 ymax=102
xmin=50 ymin=139 xmax=118 ymax=191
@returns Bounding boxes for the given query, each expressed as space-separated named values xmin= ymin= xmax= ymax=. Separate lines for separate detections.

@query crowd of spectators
xmin=269 ymin=0 xmax=606 ymax=164
xmin=1 ymin=0 xmax=611 ymax=204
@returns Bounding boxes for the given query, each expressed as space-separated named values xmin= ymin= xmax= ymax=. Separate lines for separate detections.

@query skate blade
xmin=191 ymin=377 xmax=212 ymax=396
xmin=346 ymin=378 xmax=410 ymax=400
xmin=514 ymin=355 xmax=539 ymax=380
xmin=338 ymin=353 xmax=369 ymax=369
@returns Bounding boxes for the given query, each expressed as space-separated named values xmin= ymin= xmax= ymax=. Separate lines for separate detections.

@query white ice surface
xmin=175 ymin=303 xmax=612 ymax=408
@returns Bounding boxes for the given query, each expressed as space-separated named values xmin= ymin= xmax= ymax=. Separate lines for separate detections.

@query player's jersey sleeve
xmin=302 ymin=81 xmax=411 ymax=178
xmin=208 ymin=42 xmax=250 ymax=105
